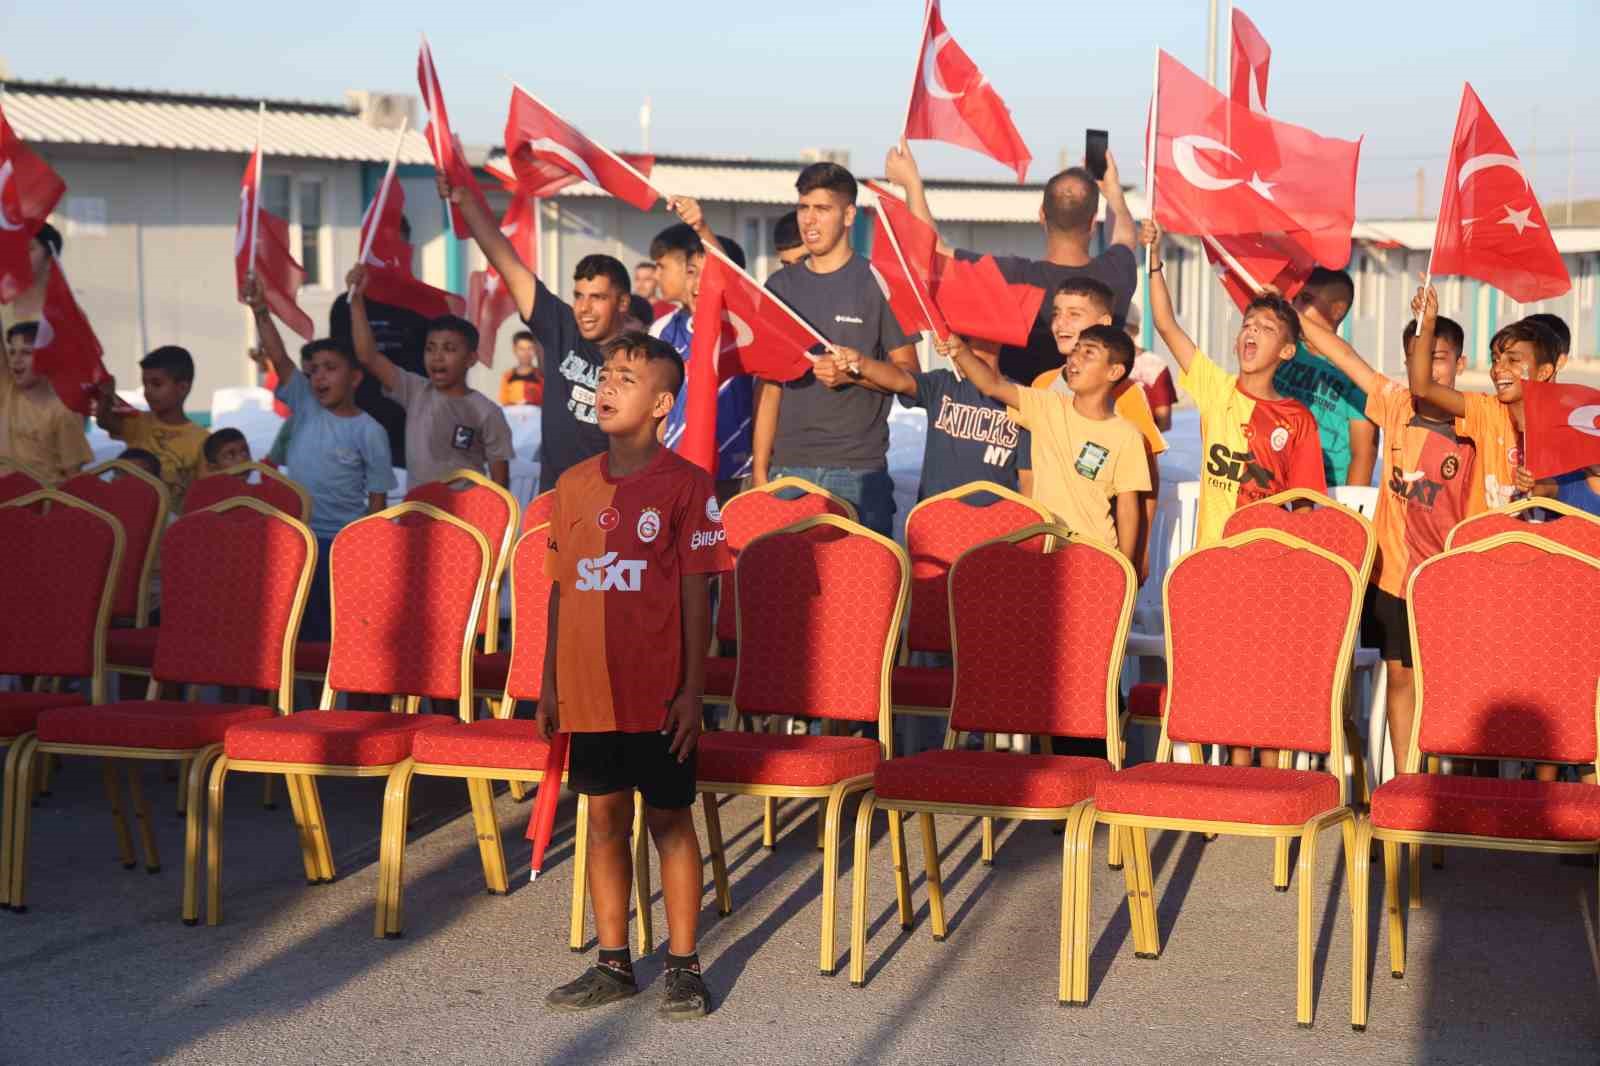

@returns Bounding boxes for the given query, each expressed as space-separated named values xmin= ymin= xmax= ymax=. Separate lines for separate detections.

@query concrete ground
xmin=4 ymin=757 xmax=1599 ymax=1065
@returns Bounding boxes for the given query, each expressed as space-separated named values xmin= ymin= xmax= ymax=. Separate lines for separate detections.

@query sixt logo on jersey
xmin=1205 ymin=444 xmax=1273 ymax=490
xmin=575 ymin=552 xmax=647 ymax=592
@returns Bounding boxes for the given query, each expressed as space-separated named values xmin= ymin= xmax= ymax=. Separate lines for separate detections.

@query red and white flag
xmin=1229 ymin=7 xmax=1271 ymax=115
xmin=504 ymin=86 xmax=661 ymax=212
xmin=466 ymin=189 xmax=539 ymax=366
xmin=31 ymin=262 xmax=111 ymax=416
xmin=234 ymin=141 xmax=314 ymax=340
xmin=1523 ymin=380 xmax=1600 ymax=479
xmin=487 ymin=153 xmax=655 ymax=201
xmin=928 ymin=254 xmax=1043 ymax=348
xmin=358 ymin=172 xmax=465 ymax=319
xmin=418 ymin=35 xmax=492 ymax=239
xmin=865 ymin=181 xmax=948 ymax=340
xmin=902 ymin=0 xmax=1031 ymax=183
xmin=1203 ymin=230 xmax=1316 ymax=312
xmin=1152 ymin=50 xmax=1360 ymax=272
xmin=0 ymin=102 xmax=67 ymax=303
xmin=1430 ymin=84 xmax=1569 ymax=304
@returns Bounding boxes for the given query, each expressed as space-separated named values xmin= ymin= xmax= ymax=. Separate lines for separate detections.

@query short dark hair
xmin=203 ymin=427 xmax=248 ymax=465
xmin=773 ymin=211 xmax=802 ymax=252
xmin=717 ymin=235 xmax=747 ymax=271
xmin=1077 ymin=323 xmax=1135 ymax=373
xmin=6 ymin=321 xmax=39 ymax=345
xmin=33 ymin=222 xmax=62 ymax=260
xmin=141 ymin=345 xmax=195 ymax=383
xmin=649 ymin=223 xmax=702 ymax=262
xmin=1491 ymin=319 xmax=1560 ymax=368
xmin=603 ymin=329 xmax=685 ymax=398
xmin=1054 ymin=277 xmax=1115 ymax=316
xmin=627 ymin=294 xmax=653 ymax=325
xmin=573 ymin=253 xmax=631 ymax=296
xmin=1402 ymin=316 xmax=1465 ymax=359
xmin=1523 ymin=313 xmax=1570 ymax=355
xmin=796 ymin=162 xmax=858 ymax=205
xmin=635 ymin=261 xmax=655 ymax=272
xmin=1302 ymin=267 xmax=1355 ymax=308
xmin=1042 ymin=168 xmax=1099 ymax=234
xmin=426 ymin=315 xmax=479 ymax=354
xmin=300 ymin=338 xmax=359 ymax=370
xmin=117 ymin=448 xmax=161 ymax=478
xmin=1243 ymin=294 xmax=1302 ymax=347
xmin=513 ymin=330 xmax=536 ymax=346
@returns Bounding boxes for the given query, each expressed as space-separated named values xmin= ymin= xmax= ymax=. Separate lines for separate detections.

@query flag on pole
xmin=1202 ymin=230 xmax=1315 ymax=311
xmin=903 ymin=0 xmax=1031 ymax=183
xmin=0 ymin=101 xmax=66 ymax=303
xmin=926 ymin=254 xmax=1043 ymax=348
xmin=234 ymin=139 xmax=314 ymax=340
xmin=523 ymin=731 xmax=569 ymax=882
xmin=358 ymin=172 xmax=466 ymax=319
xmin=864 ymin=181 xmax=948 ymax=340
xmin=487 ymin=153 xmax=655 ymax=201
xmin=31 ymin=261 xmax=111 ymax=416
xmin=1429 ymin=84 xmax=1569 ymax=304
xmin=505 ymin=86 xmax=661 ymax=211
xmin=417 ymin=35 xmax=492 ymax=238
xmin=1229 ymin=7 xmax=1272 ymax=114
xmin=1521 ymin=380 xmax=1600 ymax=479
xmin=466 ymin=190 xmax=539 ymax=366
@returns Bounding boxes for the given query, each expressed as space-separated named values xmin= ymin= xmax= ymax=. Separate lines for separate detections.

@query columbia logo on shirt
xmin=834 ymin=314 xmax=864 ymax=324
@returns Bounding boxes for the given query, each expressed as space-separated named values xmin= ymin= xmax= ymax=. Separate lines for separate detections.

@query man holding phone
xmin=885 ymin=133 xmax=1138 ymax=384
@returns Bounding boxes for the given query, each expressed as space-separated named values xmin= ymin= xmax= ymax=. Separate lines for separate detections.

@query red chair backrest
xmin=1164 ymin=532 xmax=1358 ymax=754
xmin=523 ymin=490 xmax=556 ymax=531
xmin=1448 ymin=508 xmax=1600 ymax=558
xmin=1222 ymin=495 xmax=1374 ymax=580
xmin=1410 ymin=535 xmax=1600 ymax=765
xmin=60 ymin=461 xmax=168 ymax=623
xmin=715 ymin=481 xmax=855 ymax=645
xmin=949 ymin=533 xmax=1133 ymax=739
xmin=184 ymin=464 xmax=311 ymax=522
xmin=732 ymin=517 xmax=907 ymax=728
xmin=153 ymin=500 xmax=314 ymax=692
xmin=326 ymin=504 xmax=489 ymax=706
xmin=905 ymin=490 xmax=1049 ymax=654
xmin=406 ymin=473 xmax=517 ymax=647
xmin=0 ymin=491 xmax=122 ymax=683
xmin=0 ymin=466 xmax=45 ymax=504
xmin=504 ymin=524 xmax=554 ymax=701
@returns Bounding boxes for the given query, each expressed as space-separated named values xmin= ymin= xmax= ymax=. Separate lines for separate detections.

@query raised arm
xmin=242 ymin=273 xmax=295 ymax=384
xmin=94 ymin=374 xmax=126 ymax=435
xmin=832 ymin=348 xmax=918 ymax=398
xmin=1141 ymin=221 xmax=1198 ymax=374
xmin=938 ymin=336 xmax=1019 ymax=409
xmin=345 ymin=265 xmax=400 ymax=394
xmin=1405 ymin=284 xmax=1466 ymax=418
xmin=883 ymin=139 xmax=953 ymax=257
xmin=438 ymin=173 xmax=537 ymax=321
xmin=667 ymin=196 xmax=724 ymax=257
xmin=1098 ymin=149 xmax=1135 ymax=252
xmin=1297 ymin=305 xmax=1383 ymax=397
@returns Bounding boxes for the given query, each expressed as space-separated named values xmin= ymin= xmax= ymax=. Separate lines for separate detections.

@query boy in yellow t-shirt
xmin=2 ymin=321 xmax=93 ymax=482
xmin=95 ymin=345 xmax=210 ymax=508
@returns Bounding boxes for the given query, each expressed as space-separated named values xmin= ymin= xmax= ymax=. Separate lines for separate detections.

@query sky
xmin=6 ymin=0 xmax=1599 ymax=218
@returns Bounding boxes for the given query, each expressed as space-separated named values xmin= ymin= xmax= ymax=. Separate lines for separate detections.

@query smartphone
xmin=1085 ymin=129 xmax=1109 ymax=181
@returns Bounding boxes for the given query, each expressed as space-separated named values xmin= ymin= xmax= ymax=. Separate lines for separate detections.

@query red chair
xmin=1351 ymin=532 xmax=1600 ymax=1030
xmin=0 ymin=491 xmax=123 ymax=909
xmin=1445 ymin=496 xmax=1600 ymax=556
xmin=523 ymin=488 xmax=555 ymax=530
xmin=0 ymin=460 xmax=46 ymax=503
xmin=12 ymin=499 xmax=314 ymax=921
xmin=184 ymin=462 xmax=312 ymax=522
xmin=62 ymin=460 xmax=168 ymax=629
xmin=203 ymin=501 xmax=490 ymax=925
xmin=375 ymin=522 xmax=653 ymax=951
xmin=696 ymin=514 xmax=908 ymax=976
xmin=848 ymin=525 xmax=1135 ymax=999
xmin=1066 ymin=529 xmax=1363 ymax=1025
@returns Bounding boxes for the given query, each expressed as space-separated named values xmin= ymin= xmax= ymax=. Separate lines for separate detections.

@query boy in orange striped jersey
xmin=538 ymin=330 xmax=731 ymax=1020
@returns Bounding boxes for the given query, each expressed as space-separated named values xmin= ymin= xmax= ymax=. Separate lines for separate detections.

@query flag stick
xmin=1145 ymin=49 xmax=1160 ymax=283
xmin=511 ymin=82 xmax=666 ymax=205
xmin=702 ymin=242 xmax=828 ymax=353
xmin=865 ymin=182 xmax=946 ymax=341
xmin=901 ymin=0 xmax=936 ymax=138
xmin=420 ymin=34 xmax=443 ymax=165
xmin=248 ymin=102 xmax=265 ymax=275
xmin=352 ymin=117 xmax=410 ymax=296
xmin=1200 ymin=231 xmax=1263 ymax=296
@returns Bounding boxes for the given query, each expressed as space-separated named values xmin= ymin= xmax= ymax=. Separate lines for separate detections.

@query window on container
xmin=298 ymin=178 xmax=324 ymax=286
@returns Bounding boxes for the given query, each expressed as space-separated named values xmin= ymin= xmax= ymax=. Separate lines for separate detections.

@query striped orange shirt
xmin=545 ymin=448 xmax=732 ymax=732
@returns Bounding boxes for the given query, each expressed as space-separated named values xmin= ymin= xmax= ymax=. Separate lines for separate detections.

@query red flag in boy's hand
xmin=466 ymin=191 xmax=539 ymax=366
xmin=31 ymin=262 xmax=112 ymax=416
xmin=358 ymin=173 xmax=466 ymax=319
xmin=524 ymin=730 xmax=570 ymax=881
xmin=864 ymin=180 xmax=948 ymax=340
xmin=928 ymin=254 xmax=1042 ymax=348
xmin=0 ymin=102 xmax=67 ymax=302
xmin=417 ymin=35 xmax=492 ymax=239
xmin=235 ymin=144 xmax=314 ymax=340
xmin=505 ymin=86 xmax=662 ymax=211
xmin=1522 ymin=380 xmax=1600 ymax=479
xmin=903 ymin=0 xmax=1031 ymax=182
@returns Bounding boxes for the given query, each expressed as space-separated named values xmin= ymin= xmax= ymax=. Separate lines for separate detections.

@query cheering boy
xmin=2 ymin=321 xmax=93 ymax=482
xmin=96 ymin=346 xmax=211 ymax=508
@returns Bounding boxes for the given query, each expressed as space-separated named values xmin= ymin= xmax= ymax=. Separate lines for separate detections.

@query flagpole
xmin=902 ymin=0 xmax=936 ymax=137
xmin=702 ymin=242 xmax=829 ymax=351
xmin=352 ymin=117 xmax=410 ymax=297
xmin=248 ymin=102 xmax=265 ymax=274
xmin=1145 ymin=49 xmax=1160 ymax=286
xmin=865 ymin=182 xmax=945 ymax=341
xmin=511 ymin=82 xmax=667 ymax=204
xmin=1200 ymin=232 xmax=1263 ymax=296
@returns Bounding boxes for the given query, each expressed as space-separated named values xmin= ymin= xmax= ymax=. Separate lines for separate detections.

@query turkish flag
xmin=418 ymin=36 xmax=492 ymax=239
xmin=466 ymin=190 xmax=539 ymax=366
xmin=1152 ymin=50 xmax=1360 ymax=271
xmin=903 ymin=0 xmax=1031 ymax=183
xmin=865 ymin=181 xmax=948 ymax=340
xmin=927 ymin=254 xmax=1043 ymax=348
xmin=1431 ymin=84 xmax=1569 ymax=304
xmin=0 ymin=103 xmax=67 ymax=303
xmin=31 ymin=262 xmax=110 ymax=416
xmin=1522 ymin=380 xmax=1600 ymax=479
xmin=486 ymin=152 xmax=655 ymax=201
xmin=1203 ymin=230 xmax=1315 ymax=312
xmin=234 ymin=145 xmax=314 ymax=340
xmin=359 ymin=173 xmax=466 ymax=320
xmin=504 ymin=86 xmax=660 ymax=212
xmin=1230 ymin=7 xmax=1271 ymax=114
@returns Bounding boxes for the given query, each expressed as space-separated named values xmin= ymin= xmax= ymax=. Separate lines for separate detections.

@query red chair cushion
xmin=1128 ymin=682 xmax=1166 ymax=720
xmin=875 ymin=750 xmax=1110 ymax=809
xmin=0 ymin=691 xmax=88 ymax=737
xmin=224 ymin=710 xmax=439 ymax=766
xmin=1095 ymin=762 xmax=1341 ymax=826
xmin=705 ymin=655 xmax=736 ymax=698
xmin=891 ymin=665 xmax=953 ymax=710
xmin=697 ymin=732 xmax=879 ymax=788
xmin=1371 ymin=774 xmax=1600 ymax=842
xmin=473 ymin=651 xmax=511 ymax=694
xmin=107 ymin=627 xmax=160 ymax=668
xmin=38 ymin=700 xmax=276 ymax=749
xmin=412 ymin=719 xmax=552 ymax=771
xmin=294 ymin=642 xmax=331 ymax=674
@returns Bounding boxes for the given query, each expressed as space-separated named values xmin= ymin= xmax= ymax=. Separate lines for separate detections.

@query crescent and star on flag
xmin=0 ymin=161 xmax=23 ymax=231
xmin=1454 ymin=153 xmax=1540 ymax=237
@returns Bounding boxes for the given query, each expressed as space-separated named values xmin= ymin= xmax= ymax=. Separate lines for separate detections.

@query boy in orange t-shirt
xmin=538 ymin=330 xmax=731 ymax=1020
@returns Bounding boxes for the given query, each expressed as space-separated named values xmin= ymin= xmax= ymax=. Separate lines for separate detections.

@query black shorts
xmin=1361 ymin=587 xmax=1412 ymax=668
xmin=567 ymin=730 xmax=698 ymax=811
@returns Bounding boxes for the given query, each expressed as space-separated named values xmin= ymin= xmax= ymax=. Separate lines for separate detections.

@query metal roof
xmin=1355 ymin=219 xmax=1600 ymax=254
xmin=3 ymin=80 xmax=434 ymax=164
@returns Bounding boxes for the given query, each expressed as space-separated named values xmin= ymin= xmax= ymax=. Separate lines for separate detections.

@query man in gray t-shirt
xmin=757 ymin=162 xmax=916 ymax=536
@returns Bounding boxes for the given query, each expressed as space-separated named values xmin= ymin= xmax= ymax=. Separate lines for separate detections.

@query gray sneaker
xmin=659 ymin=967 xmax=709 ymax=1020
xmin=546 ymin=965 xmax=638 ymax=1011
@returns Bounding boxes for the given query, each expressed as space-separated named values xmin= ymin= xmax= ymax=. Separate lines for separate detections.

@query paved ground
xmin=5 ymin=757 xmax=1599 ymax=1065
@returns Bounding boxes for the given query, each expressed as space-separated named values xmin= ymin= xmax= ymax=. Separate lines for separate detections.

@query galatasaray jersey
xmin=1180 ymin=351 xmax=1327 ymax=546
xmin=1455 ymin=392 xmax=1521 ymax=515
xmin=1367 ymin=377 xmax=1476 ymax=598
xmin=545 ymin=448 xmax=732 ymax=733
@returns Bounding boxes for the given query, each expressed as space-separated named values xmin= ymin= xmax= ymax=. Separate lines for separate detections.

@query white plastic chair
xmin=1332 ymin=484 xmax=1379 ymax=520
